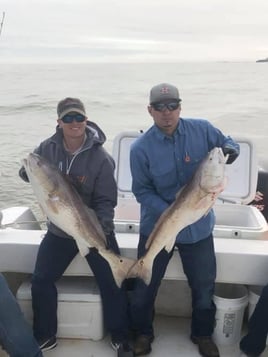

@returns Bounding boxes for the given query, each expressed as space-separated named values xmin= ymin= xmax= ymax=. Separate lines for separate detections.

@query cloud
xmin=1 ymin=0 xmax=268 ymax=62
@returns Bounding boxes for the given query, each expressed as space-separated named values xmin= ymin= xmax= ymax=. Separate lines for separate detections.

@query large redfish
xmin=128 ymin=147 xmax=228 ymax=285
xmin=23 ymin=153 xmax=135 ymax=288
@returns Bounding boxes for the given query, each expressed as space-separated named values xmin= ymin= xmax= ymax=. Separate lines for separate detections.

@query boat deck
xmin=1 ymin=315 xmax=268 ymax=357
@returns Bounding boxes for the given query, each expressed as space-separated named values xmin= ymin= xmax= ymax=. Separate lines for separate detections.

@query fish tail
xmin=104 ymin=254 xmax=137 ymax=288
xmin=76 ymin=239 xmax=90 ymax=257
xmin=127 ymin=257 xmax=153 ymax=286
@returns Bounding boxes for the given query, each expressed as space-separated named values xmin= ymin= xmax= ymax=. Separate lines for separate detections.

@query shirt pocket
xmin=150 ymin=159 xmax=177 ymax=190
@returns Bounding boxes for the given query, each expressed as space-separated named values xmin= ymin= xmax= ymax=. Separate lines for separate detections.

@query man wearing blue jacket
xmin=129 ymin=83 xmax=240 ymax=357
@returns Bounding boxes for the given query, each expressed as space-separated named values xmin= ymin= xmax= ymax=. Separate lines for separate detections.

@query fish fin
xmin=84 ymin=206 xmax=107 ymax=244
xmin=114 ymin=256 xmax=137 ymax=286
xmin=210 ymin=176 xmax=228 ymax=194
xmin=175 ymin=185 xmax=186 ymax=199
xmin=126 ymin=256 xmax=153 ymax=286
xmin=99 ymin=251 xmax=137 ymax=288
xmin=164 ymin=236 xmax=176 ymax=253
xmin=197 ymin=188 xmax=226 ymax=217
xmin=76 ymin=239 xmax=90 ymax=257
xmin=196 ymin=182 xmax=226 ymax=211
xmin=203 ymin=206 xmax=213 ymax=217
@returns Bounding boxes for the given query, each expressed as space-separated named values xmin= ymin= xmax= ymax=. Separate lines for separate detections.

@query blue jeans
xmin=0 ymin=274 xmax=42 ymax=357
xmin=31 ymin=230 xmax=130 ymax=344
xmin=130 ymin=234 xmax=216 ymax=338
xmin=240 ymin=284 xmax=268 ymax=356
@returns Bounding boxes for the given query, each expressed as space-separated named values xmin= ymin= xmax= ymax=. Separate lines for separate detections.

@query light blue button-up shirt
xmin=130 ymin=118 xmax=240 ymax=244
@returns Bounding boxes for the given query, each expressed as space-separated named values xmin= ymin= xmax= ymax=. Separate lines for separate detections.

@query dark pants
xmin=130 ymin=234 xmax=216 ymax=338
xmin=31 ymin=230 xmax=129 ymax=344
xmin=240 ymin=284 xmax=268 ymax=356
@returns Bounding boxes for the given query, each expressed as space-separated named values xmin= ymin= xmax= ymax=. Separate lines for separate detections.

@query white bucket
xmin=213 ymin=283 xmax=248 ymax=346
xmin=248 ymin=285 xmax=263 ymax=320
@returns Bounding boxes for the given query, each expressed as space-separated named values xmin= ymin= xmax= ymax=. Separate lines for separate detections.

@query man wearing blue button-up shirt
xmin=129 ymin=83 xmax=240 ymax=357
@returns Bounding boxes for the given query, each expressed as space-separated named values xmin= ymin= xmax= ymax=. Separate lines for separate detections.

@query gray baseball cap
xmin=57 ymin=97 xmax=86 ymax=119
xmin=149 ymin=83 xmax=181 ymax=104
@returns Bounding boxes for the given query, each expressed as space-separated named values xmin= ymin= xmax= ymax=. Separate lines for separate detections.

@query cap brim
xmin=150 ymin=98 xmax=182 ymax=104
xmin=59 ymin=108 xmax=86 ymax=119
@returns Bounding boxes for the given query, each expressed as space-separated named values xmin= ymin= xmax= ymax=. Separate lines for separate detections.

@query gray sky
xmin=1 ymin=0 xmax=268 ymax=63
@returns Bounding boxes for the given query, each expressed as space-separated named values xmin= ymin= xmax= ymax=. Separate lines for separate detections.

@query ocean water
xmin=1 ymin=61 xmax=268 ymax=213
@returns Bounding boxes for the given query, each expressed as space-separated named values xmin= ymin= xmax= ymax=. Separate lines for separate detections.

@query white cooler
xmin=16 ymin=276 xmax=104 ymax=340
xmin=113 ymin=131 xmax=267 ymax=239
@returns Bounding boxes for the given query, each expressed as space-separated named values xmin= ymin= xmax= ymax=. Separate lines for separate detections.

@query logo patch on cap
xmin=160 ymin=86 xmax=170 ymax=94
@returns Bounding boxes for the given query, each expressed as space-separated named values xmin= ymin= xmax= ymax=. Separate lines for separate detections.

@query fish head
xmin=22 ymin=153 xmax=65 ymax=217
xmin=23 ymin=153 xmax=60 ymax=193
xmin=199 ymin=147 xmax=227 ymax=194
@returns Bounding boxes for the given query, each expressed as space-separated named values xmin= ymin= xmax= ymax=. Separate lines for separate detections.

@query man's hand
xmin=222 ymin=146 xmax=239 ymax=164
xmin=18 ymin=166 xmax=29 ymax=182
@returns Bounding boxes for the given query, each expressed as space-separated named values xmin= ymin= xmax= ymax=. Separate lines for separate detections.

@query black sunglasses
xmin=61 ymin=113 xmax=86 ymax=124
xmin=151 ymin=102 xmax=180 ymax=112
